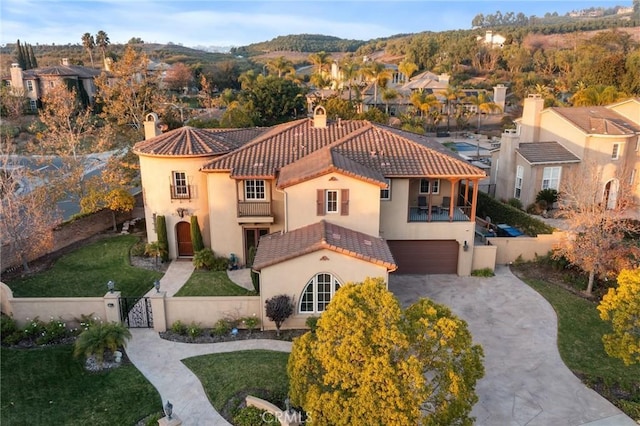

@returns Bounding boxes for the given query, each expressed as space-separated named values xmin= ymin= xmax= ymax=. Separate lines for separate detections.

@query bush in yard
xmin=248 ymin=245 xmax=260 ymax=293
xmin=233 ymin=406 xmax=276 ymax=426
xmin=145 ymin=241 xmax=167 ymax=266
xmin=36 ymin=318 xmax=71 ymax=345
xmin=211 ymin=318 xmax=233 ymax=336
xmin=190 ymin=216 xmax=205 ymax=252
xmin=536 ymin=188 xmax=558 ymax=206
xmin=74 ymin=322 xmax=132 ymax=366
xmin=187 ymin=321 xmax=203 ymax=340
xmin=241 ymin=315 xmax=260 ymax=333
xmin=265 ymin=294 xmax=294 ymax=336
xmin=171 ymin=320 xmax=188 ymax=335
xmin=193 ymin=248 xmax=215 ymax=270
xmin=211 ymin=255 xmax=229 ymax=271
xmin=507 ymin=197 xmax=523 ymax=210
xmin=155 ymin=215 xmax=169 ymax=262
xmin=471 ymin=268 xmax=495 ymax=277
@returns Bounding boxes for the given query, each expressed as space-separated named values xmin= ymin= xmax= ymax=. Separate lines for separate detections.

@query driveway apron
xmin=389 ymin=265 xmax=635 ymax=426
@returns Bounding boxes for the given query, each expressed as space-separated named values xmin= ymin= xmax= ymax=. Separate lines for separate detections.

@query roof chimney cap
xmin=313 ymin=105 xmax=327 ymax=129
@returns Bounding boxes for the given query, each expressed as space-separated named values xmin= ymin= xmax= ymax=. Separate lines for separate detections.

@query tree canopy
xmin=288 ymin=277 xmax=484 ymax=425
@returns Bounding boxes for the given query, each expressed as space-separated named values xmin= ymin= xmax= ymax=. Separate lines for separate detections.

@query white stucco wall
xmin=138 ymin=155 xmax=211 ymax=259
xmin=258 ymin=248 xmax=389 ymax=330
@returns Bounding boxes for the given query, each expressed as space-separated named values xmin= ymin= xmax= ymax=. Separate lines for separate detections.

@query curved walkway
xmin=126 ymin=330 xmax=291 ymax=426
xmin=389 ymin=266 xmax=634 ymax=426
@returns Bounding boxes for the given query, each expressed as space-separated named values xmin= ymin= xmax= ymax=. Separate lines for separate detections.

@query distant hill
xmin=230 ymin=34 xmax=366 ymax=56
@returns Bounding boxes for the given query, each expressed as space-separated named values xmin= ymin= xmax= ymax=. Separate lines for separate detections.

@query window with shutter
xmin=316 ymin=189 xmax=325 ymax=216
xmin=340 ymin=189 xmax=349 ymax=215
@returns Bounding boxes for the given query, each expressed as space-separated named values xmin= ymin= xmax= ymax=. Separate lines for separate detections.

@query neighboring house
xmin=134 ymin=107 xmax=486 ymax=327
xmin=2 ymin=59 xmax=102 ymax=111
xmin=490 ymin=95 xmax=640 ymax=209
xmin=477 ymin=30 xmax=507 ymax=48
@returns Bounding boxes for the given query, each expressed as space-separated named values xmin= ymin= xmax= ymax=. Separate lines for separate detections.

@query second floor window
xmin=26 ymin=80 xmax=33 ymax=92
xmin=326 ymin=190 xmax=338 ymax=213
xmin=380 ymin=179 xmax=391 ymax=200
xmin=419 ymin=179 xmax=440 ymax=194
xmin=171 ymin=171 xmax=189 ymax=199
xmin=612 ymin=143 xmax=621 ymax=160
xmin=244 ymin=179 xmax=265 ymax=200
xmin=542 ymin=167 xmax=561 ymax=190
xmin=514 ymin=166 xmax=523 ymax=199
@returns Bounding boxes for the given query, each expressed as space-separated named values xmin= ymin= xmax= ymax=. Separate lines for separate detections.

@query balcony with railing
xmin=237 ymin=200 xmax=273 ymax=223
xmin=170 ymin=184 xmax=192 ymax=200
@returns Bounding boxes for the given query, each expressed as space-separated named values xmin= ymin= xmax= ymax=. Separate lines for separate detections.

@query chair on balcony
xmin=441 ymin=196 xmax=451 ymax=214
xmin=418 ymin=196 xmax=428 ymax=213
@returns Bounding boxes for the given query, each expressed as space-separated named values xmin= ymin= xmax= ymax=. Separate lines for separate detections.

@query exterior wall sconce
xmin=176 ymin=207 xmax=188 ymax=218
xmin=107 ymin=280 xmax=115 ymax=293
xmin=107 ymin=303 xmax=115 ymax=308
xmin=463 ymin=241 xmax=469 ymax=251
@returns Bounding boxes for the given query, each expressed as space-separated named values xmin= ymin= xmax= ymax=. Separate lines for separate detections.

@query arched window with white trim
xmin=299 ymin=273 xmax=341 ymax=313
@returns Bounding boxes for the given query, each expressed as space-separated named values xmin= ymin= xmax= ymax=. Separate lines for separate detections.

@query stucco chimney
xmin=10 ymin=63 xmax=23 ymax=93
xmin=520 ymin=94 xmax=544 ymax=142
xmin=313 ymin=105 xmax=327 ymax=129
xmin=493 ymin=84 xmax=507 ymax=112
xmin=144 ymin=113 xmax=162 ymax=140
xmin=61 ymin=58 xmax=70 ymax=66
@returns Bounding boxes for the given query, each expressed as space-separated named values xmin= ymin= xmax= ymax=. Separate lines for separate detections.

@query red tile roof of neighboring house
xmin=252 ymin=220 xmax=397 ymax=271
xmin=202 ymin=118 xmax=485 ymax=181
xmin=548 ymin=106 xmax=640 ymax=135
xmin=516 ymin=142 xmax=581 ymax=164
xmin=132 ymin=126 xmax=266 ymax=157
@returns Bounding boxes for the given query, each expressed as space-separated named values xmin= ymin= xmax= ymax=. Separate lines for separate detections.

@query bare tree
xmin=0 ymin=153 xmax=58 ymax=271
xmin=554 ymin=161 xmax=640 ymax=295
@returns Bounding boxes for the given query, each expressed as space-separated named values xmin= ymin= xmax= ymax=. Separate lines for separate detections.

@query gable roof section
xmin=277 ymin=146 xmax=387 ymax=188
xmin=202 ymin=118 xmax=485 ymax=180
xmin=252 ymin=220 xmax=397 ymax=271
xmin=516 ymin=142 xmax=581 ymax=165
xmin=133 ymin=126 xmax=265 ymax=157
xmin=23 ymin=65 xmax=103 ymax=79
xmin=548 ymin=106 xmax=640 ymax=136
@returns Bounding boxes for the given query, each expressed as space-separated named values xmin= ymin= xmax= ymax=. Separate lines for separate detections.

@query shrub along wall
xmin=476 ymin=191 xmax=555 ymax=236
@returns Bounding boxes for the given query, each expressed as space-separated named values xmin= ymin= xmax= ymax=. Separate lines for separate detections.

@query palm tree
xmin=266 ymin=56 xmax=294 ymax=78
xmin=361 ymin=61 xmax=392 ymax=108
xmin=339 ymin=58 xmax=360 ymax=101
xmin=398 ymin=60 xmax=418 ymax=84
xmin=238 ymin=70 xmax=258 ymax=90
xmin=81 ymin=33 xmax=95 ymax=67
xmin=570 ymin=84 xmax=625 ymax=106
xmin=466 ymin=92 xmax=502 ymax=130
xmin=74 ymin=322 xmax=131 ymax=367
xmin=308 ymin=51 xmax=332 ymax=90
xmin=381 ymin=88 xmax=399 ymax=115
xmin=437 ymin=86 xmax=464 ymax=131
xmin=95 ymin=30 xmax=110 ymax=68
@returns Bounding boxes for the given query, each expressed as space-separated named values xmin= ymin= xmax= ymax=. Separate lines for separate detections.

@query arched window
xmin=299 ymin=273 xmax=341 ymax=313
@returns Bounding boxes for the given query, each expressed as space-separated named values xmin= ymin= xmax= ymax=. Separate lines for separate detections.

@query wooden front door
xmin=176 ymin=221 xmax=193 ymax=257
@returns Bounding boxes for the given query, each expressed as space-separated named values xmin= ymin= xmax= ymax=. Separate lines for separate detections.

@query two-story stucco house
xmin=134 ymin=107 xmax=486 ymax=327
xmin=491 ymin=95 xmax=640 ymax=210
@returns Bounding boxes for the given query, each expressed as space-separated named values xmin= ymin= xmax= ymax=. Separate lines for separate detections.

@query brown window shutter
xmin=317 ymin=189 xmax=325 ymax=216
xmin=341 ymin=189 xmax=349 ymax=216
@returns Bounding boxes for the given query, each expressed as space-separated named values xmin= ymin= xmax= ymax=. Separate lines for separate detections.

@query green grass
xmin=523 ymin=277 xmax=640 ymax=416
xmin=175 ymin=270 xmax=253 ymax=296
xmin=6 ymin=235 xmax=163 ymax=297
xmin=0 ymin=345 xmax=161 ymax=426
xmin=183 ymin=350 xmax=289 ymax=411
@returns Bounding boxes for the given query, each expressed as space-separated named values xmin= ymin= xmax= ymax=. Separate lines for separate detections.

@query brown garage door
xmin=387 ymin=240 xmax=459 ymax=274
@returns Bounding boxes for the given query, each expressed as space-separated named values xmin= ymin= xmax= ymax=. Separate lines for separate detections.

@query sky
xmin=0 ymin=0 xmax=630 ymax=49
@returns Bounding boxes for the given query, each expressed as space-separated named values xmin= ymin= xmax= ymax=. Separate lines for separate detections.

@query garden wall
xmin=488 ymin=231 xmax=565 ymax=265
xmin=0 ymin=282 xmax=120 ymax=327
xmin=159 ymin=295 xmax=262 ymax=332
xmin=471 ymin=244 xmax=498 ymax=271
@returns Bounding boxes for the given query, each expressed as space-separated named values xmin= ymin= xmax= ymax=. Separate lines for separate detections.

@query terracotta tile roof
xmin=133 ymin=126 xmax=265 ymax=157
xmin=277 ymin=147 xmax=387 ymax=188
xmin=202 ymin=118 xmax=485 ymax=180
xmin=252 ymin=220 xmax=397 ymax=271
xmin=549 ymin=106 xmax=640 ymax=135
xmin=516 ymin=142 xmax=581 ymax=164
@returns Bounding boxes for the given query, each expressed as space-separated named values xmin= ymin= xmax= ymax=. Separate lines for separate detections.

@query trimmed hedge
xmin=476 ymin=191 xmax=554 ymax=236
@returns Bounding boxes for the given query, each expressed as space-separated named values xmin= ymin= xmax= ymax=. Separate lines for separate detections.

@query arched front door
xmin=604 ymin=179 xmax=619 ymax=210
xmin=176 ymin=221 xmax=193 ymax=257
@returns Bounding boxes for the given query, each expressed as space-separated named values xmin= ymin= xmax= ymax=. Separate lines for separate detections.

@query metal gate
xmin=119 ymin=297 xmax=153 ymax=328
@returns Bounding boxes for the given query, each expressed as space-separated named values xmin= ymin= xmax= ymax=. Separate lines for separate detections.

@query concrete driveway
xmin=389 ymin=266 xmax=635 ymax=426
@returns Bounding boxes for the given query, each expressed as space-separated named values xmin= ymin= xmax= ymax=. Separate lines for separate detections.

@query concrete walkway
xmin=389 ymin=266 xmax=635 ymax=426
xmin=144 ymin=260 xmax=195 ymax=297
xmin=126 ymin=329 xmax=291 ymax=426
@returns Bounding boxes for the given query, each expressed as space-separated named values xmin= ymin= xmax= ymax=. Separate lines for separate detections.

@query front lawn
xmin=6 ymin=235 xmax=163 ymax=297
xmin=516 ymin=269 xmax=640 ymax=418
xmin=175 ymin=270 xmax=253 ymax=296
xmin=0 ymin=345 xmax=161 ymax=425
xmin=183 ymin=350 xmax=289 ymax=419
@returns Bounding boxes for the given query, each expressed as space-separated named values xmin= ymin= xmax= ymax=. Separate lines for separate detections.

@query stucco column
xmin=103 ymin=291 xmax=121 ymax=323
xmin=150 ymin=291 xmax=167 ymax=332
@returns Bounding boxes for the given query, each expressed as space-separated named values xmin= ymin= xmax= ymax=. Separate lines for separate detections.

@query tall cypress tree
xmin=28 ymin=45 xmax=38 ymax=69
xmin=15 ymin=39 xmax=26 ymax=69
xmin=190 ymin=216 xmax=204 ymax=252
xmin=155 ymin=215 xmax=169 ymax=262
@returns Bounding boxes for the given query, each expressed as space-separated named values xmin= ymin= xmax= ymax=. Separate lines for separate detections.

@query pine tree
xmin=28 ymin=45 xmax=38 ymax=69
xmin=15 ymin=39 xmax=26 ymax=69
